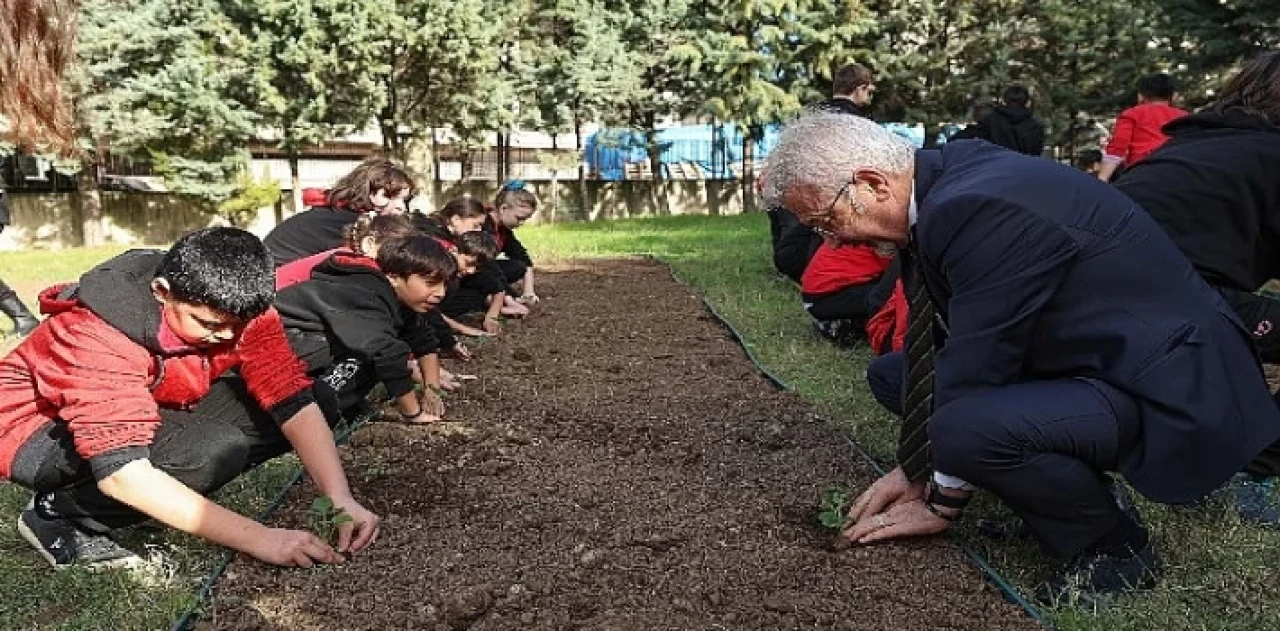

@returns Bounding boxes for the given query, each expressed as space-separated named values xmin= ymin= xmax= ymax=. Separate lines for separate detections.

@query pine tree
xmin=224 ymin=0 xmax=396 ymax=211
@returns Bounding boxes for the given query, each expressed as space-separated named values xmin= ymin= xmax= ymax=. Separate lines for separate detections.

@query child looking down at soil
xmin=486 ymin=182 xmax=539 ymax=306
xmin=275 ymin=221 xmax=458 ymax=424
xmin=0 ymin=228 xmax=380 ymax=569
xmin=419 ymin=199 xmax=524 ymax=336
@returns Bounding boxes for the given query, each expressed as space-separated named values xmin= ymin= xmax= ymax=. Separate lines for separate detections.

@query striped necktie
xmin=896 ymin=246 xmax=935 ymax=481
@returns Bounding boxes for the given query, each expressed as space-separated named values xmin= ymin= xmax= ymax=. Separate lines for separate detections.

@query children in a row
xmin=0 ymin=159 xmax=543 ymax=569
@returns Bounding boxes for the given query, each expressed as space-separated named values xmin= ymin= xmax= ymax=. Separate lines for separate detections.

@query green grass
xmin=0 ymin=216 xmax=1276 ymax=630
xmin=521 ymin=214 xmax=1280 ymax=631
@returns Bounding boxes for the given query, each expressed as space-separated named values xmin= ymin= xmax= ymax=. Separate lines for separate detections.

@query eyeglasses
xmin=823 ymin=179 xmax=855 ymax=220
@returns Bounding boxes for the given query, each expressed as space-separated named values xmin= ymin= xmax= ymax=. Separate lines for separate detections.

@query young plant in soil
xmin=819 ymin=485 xmax=858 ymax=550
xmin=308 ymin=496 xmax=354 ymax=546
xmin=818 ymin=486 xmax=853 ymax=530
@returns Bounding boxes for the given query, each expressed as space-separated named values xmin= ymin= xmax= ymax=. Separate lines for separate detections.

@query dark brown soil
xmin=199 ymin=258 xmax=1037 ymax=631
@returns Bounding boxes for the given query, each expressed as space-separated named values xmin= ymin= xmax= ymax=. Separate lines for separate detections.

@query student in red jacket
xmin=0 ymin=228 xmax=379 ymax=569
xmin=800 ymin=242 xmax=895 ymax=347
xmin=1097 ymin=73 xmax=1187 ymax=182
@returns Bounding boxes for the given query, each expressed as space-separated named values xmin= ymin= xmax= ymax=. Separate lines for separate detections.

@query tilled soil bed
xmin=200 ymin=258 xmax=1037 ymax=630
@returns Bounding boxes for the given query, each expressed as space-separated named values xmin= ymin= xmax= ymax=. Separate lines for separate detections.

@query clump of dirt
xmin=200 ymin=259 xmax=1037 ymax=630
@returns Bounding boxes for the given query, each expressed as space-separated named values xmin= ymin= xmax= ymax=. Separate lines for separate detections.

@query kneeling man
xmin=762 ymin=111 xmax=1280 ymax=604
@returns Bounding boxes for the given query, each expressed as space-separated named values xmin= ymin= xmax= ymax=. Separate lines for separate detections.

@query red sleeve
xmin=1104 ymin=110 xmax=1136 ymax=163
xmin=236 ymin=307 xmax=313 ymax=412
xmin=29 ymin=313 xmax=162 ymax=467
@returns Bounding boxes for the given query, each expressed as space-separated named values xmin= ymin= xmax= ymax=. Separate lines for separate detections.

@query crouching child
xmin=0 ymin=228 xmax=380 ymax=569
xmin=275 ymin=227 xmax=458 ymax=424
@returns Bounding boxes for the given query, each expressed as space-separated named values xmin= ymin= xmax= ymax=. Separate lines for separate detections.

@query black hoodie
xmin=978 ymin=105 xmax=1046 ymax=156
xmin=275 ymin=252 xmax=437 ymax=399
xmin=1117 ymin=108 xmax=1280 ymax=292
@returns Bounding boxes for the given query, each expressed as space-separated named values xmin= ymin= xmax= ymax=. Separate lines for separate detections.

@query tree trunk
xmin=644 ymin=111 xmax=668 ymax=215
xmin=575 ymin=112 xmax=587 ymax=221
xmin=289 ymin=153 xmax=303 ymax=215
xmin=73 ymin=156 xmax=103 ymax=247
xmin=495 ymin=132 xmax=504 ymax=184
xmin=741 ymin=127 xmax=758 ymax=213
xmin=431 ymin=129 xmax=443 ymax=205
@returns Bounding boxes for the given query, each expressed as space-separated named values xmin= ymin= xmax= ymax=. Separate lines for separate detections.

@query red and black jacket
xmin=0 ymin=250 xmax=313 ymax=481
xmin=275 ymin=252 xmax=437 ymax=400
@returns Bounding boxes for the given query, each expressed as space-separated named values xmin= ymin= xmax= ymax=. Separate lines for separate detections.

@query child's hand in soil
xmin=458 ymin=324 xmax=494 ymax=338
xmin=419 ymin=387 xmax=446 ymax=419
xmin=482 ymin=315 xmax=503 ymax=334
xmin=439 ymin=369 xmax=462 ymax=391
xmin=330 ymin=496 xmax=382 ymax=554
xmin=254 ymin=528 xmax=345 ymax=567
xmin=444 ymin=343 xmax=473 ymax=361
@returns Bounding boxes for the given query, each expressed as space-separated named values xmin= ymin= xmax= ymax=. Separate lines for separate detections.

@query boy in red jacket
xmin=0 ymin=228 xmax=379 ymax=569
xmin=1097 ymin=73 xmax=1187 ymax=182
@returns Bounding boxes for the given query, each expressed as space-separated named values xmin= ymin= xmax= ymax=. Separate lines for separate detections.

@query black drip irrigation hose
xmin=647 ymin=255 xmax=1051 ymax=629
xmin=170 ymin=415 xmax=373 ymax=631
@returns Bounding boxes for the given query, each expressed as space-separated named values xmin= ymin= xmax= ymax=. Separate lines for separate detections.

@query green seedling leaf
xmin=307 ymin=496 xmax=353 ymax=544
xmin=818 ymin=486 xmax=852 ymax=530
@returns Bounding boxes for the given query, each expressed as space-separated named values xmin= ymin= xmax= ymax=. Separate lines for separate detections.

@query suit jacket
xmin=911 ymin=140 xmax=1280 ymax=503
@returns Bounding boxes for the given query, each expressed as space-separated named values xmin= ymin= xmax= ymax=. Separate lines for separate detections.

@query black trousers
xmin=1205 ymin=286 xmax=1280 ymax=476
xmin=802 ymin=283 xmax=877 ymax=323
xmin=1218 ymin=286 xmax=1280 ymax=363
xmin=10 ymin=377 xmax=339 ymax=533
xmin=440 ymin=273 xmax=494 ymax=319
xmin=867 ymin=352 xmax=1142 ymax=558
xmin=773 ymin=224 xmax=822 ymax=285
xmin=496 ymin=258 xmax=527 ymax=289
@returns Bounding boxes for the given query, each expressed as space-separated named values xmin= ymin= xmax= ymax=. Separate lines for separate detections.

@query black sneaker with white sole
xmin=18 ymin=506 xmax=142 ymax=570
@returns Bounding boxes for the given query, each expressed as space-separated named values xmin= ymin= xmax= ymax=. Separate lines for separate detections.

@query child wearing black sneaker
xmin=0 ymin=228 xmax=380 ymax=569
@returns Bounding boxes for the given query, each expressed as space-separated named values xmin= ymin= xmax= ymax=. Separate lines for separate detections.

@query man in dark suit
xmin=761 ymin=110 xmax=1280 ymax=604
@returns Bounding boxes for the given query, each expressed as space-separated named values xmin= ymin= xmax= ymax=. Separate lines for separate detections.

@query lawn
xmin=0 ymin=214 xmax=1276 ymax=630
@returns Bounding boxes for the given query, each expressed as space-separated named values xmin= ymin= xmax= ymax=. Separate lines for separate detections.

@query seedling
xmin=308 ymin=496 xmax=354 ymax=545
xmin=818 ymin=486 xmax=853 ymax=530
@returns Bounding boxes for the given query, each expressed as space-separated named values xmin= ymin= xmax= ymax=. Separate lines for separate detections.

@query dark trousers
xmin=773 ymin=224 xmax=822 ymax=284
xmin=496 ymin=258 xmax=527 ymax=289
xmin=1204 ymin=287 xmax=1280 ymax=477
xmin=1218 ymin=286 xmax=1280 ymax=363
xmin=440 ymin=273 xmax=495 ymax=319
xmin=867 ymin=352 xmax=1142 ymax=558
xmin=10 ymin=377 xmax=339 ymax=533
xmin=803 ymin=283 xmax=877 ymax=323
xmin=767 ymin=206 xmax=801 ymax=248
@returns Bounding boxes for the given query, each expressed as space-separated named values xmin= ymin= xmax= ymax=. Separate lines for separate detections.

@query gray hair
xmin=762 ymin=110 xmax=915 ymax=208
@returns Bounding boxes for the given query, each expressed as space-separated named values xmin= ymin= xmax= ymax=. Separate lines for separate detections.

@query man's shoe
xmin=18 ymin=506 xmax=143 ymax=570
xmin=1220 ymin=473 xmax=1280 ymax=528
xmin=1035 ymin=540 xmax=1162 ymax=609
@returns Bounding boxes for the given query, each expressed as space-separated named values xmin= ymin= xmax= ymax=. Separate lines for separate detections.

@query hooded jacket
xmin=1117 ymin=108 xmax=1280 ymax=293
xmin=978 ymin=105 xmax=1046 ymax=156
xmin=275 ymin=252 xmax=437 ymax=400
xmin=264 ymin=206 xmax=361 ymax=268
xmin=0 ymin=250 xmax=313 ymax=481
xmin=482 ymin=214 xmax=532 ymax=267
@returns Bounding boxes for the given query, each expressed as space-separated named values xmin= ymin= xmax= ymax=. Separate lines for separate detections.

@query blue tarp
xmin=586 ymin=122 xmax=924 ymax=180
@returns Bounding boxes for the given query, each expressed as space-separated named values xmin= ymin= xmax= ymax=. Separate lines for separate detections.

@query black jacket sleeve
xmin=400 ymin=311 xmax=441 ymax=358
xmin=323 ymin=291 xmax=416 ymax=399
xmin=502 ymin=227 xmax=533 ymax=267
